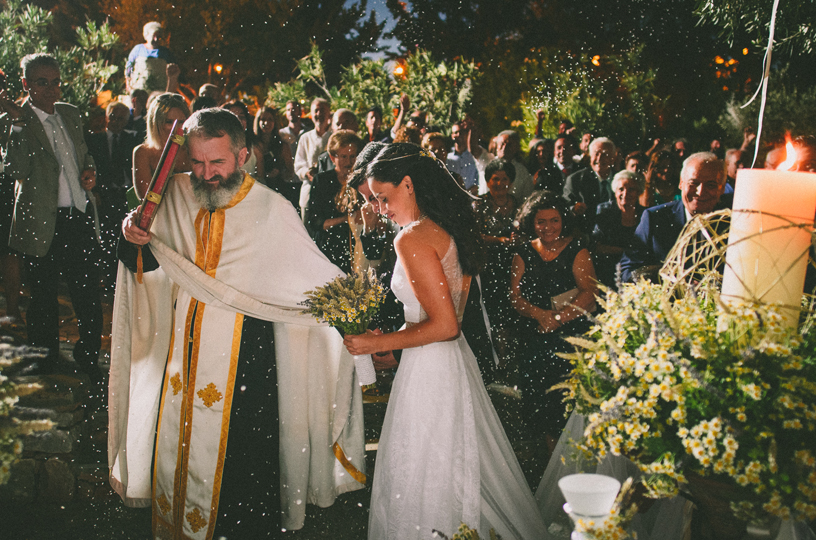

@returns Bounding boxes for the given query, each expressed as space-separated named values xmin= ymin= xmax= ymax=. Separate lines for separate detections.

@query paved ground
xmin=0 ymin=281 xmax=550 ymax=539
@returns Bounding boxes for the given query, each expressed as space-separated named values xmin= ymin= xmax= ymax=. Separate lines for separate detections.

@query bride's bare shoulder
xmin=395 ymin=219 xmax=450 ymax=260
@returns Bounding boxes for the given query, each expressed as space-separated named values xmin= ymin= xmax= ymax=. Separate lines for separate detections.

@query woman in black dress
xmin=510 ymin=190 xmax=597 ymax=447
xmin=473 ymin=159 xmax=520 ymax=363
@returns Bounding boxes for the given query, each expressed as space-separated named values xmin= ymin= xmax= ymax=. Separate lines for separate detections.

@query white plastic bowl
xmin=558 ymin=474 xmax=621 ymax=517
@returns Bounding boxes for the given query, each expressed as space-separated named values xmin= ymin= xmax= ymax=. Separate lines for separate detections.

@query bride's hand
xmin=344 ymin=330 xmax=381 ymax=356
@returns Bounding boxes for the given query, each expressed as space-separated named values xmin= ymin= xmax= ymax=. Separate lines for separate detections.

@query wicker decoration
xmin=658 ymin=208 xmax=816 ymax=318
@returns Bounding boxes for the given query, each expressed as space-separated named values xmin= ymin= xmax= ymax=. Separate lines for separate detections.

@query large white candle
xmin=721 ymin=168 xmax=816 ymax=326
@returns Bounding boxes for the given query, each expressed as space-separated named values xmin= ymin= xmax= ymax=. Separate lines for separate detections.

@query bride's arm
xmin=344 ymin=231 xmax=460 ymax=355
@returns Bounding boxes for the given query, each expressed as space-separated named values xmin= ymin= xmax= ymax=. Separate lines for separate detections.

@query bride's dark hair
xmin=366 ymin=143 xmax=484 ymax=276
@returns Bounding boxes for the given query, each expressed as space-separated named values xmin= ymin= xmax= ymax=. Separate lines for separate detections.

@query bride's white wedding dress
xmin=368 ymin=238 xmax=546 ymax=540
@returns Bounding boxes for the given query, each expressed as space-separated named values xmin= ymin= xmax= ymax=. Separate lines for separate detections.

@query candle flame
xmin=777 ymin=133 xmax=797 ymax=171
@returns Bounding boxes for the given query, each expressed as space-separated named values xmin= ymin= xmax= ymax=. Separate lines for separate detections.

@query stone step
xmin=22 ymin=424 xmax=83 ymax=454
xmin=13 ymin=405 xmax=84 ymax=428
xmin=14 ymin=374 xmax=89 ymax=411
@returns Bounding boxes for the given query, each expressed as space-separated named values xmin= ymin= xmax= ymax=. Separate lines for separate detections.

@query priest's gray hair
xmin=183 ymin=108 xmax=246 ymax=155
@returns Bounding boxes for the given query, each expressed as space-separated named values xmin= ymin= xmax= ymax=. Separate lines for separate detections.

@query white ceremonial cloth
xmin=108 ymin=173 xmax=366 ymax=530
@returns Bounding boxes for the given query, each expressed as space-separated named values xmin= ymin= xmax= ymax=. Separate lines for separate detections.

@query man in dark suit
xmin=3 ymin=53 xmax=102 ymax=379
xmin=620 ymin=152 xmax=731 ymax=282
xmin=535 ymin=134 xmax=577 ymax=193
xmin=562 ymin=136 xmax=616 ymax=231
xmin=86 ymin=101 xmax=140 ymax=285
xmin=124 ymin=88 xmax=147 ymax=143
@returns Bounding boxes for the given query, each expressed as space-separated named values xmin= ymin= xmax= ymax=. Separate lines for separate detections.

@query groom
xmin=111 ymin=108 xmax=365 ymax=538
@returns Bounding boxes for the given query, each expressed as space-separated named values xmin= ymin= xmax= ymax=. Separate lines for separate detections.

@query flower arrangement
xmin=301 ymin=268 xmax=386 ymax=335
xmin=563 ymin=279 xmax=816 ymax=524
xmin=0 ymin=340 xmax=52 ymax=484
xmin=434 ymin=523 xmax=501 ymax=540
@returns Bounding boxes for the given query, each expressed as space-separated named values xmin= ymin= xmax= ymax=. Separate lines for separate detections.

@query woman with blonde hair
xmin=131 ymin=92 xmax=190 ymax=200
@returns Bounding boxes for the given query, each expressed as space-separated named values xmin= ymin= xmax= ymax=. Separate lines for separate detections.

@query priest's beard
xmin=190 ymin=168 xmax=244 ymax=211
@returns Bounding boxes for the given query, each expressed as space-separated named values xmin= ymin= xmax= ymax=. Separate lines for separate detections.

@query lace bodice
xmin=391 ymin=237 xmax=467 ymax=324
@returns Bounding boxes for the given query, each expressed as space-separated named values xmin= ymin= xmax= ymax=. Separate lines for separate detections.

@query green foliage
xmin=265 ymin=45 xmax=478 ymax=131
xmin=696 ymin=0 xmax=816 ymax=56
xmin=718 ymin=66 xmax=816 ymax=146
xmin=56 ymin=19 xmax=123 ymax=115
xmin=337 ymin=60 xmax=397 ymax=123
xmin=266 ymin=79 xmax=307 ymax=110
xmin=518 ymin=46 xmax=665 ymax=150
xmin=0 ymin=0 xmax=122 ymax=117
xmin=0 ymin=0 xmax=51 ymax=100
xmin=394 ymin=49 xmax=479 ymax=129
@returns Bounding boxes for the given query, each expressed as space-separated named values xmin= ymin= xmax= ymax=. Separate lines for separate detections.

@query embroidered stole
xmin=153 ymin=182 xmax=253 ymax=540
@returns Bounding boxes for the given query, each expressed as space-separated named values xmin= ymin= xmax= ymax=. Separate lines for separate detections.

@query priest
xmin=108 ymin=107 xmax=365 ymax=539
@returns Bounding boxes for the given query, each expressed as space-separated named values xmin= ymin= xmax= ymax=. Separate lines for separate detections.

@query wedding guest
xmin=279 ymin=99 xmax=305 ymax=159
xmin=535 ymin=134 xmax=577 ymax=193
xmin=474 ymin=158 xmax=520 ymax=364
xmin=447 ymin=121 xmax=479 ymax=192
xmin=592 ymin=170 xmax=646 ymax=288
xmin=132 ymin=92 xmax=190 ymax=200
xmin=125 ymin=22 xmax=178 ymax=94
xmin=222 ymin=100 xmax=264 ymax=180
xmin=4 ymin=54 xmax=102 ymax=378
xmin=510 ymin=190 xmax=597 ymax=447
xmin=625 ymin=150 xmax=648 ymax=174
xmin=494 ymin=130 xmax=534 ymax=201
xmin=0 ymin=68 xmax=22 ymax=323
xmin=364 ymin=106 xmax=388 ymax=142
xmin=125 ymin=88 xmax=148 ymax=142
xmin=639 ymin=149 xmax=681 ymax=208
xmin=254 ymin=106 xmax=294 ymax=187
xmin=563 ymin=136 xmax=616 ymax=231
xmin=620 ymin=152 xmax=730 ymax=282
xmin=306 ymin=130 xmax=363 ymax=273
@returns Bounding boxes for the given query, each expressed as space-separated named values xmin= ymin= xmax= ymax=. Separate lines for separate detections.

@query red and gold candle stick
xmin=136 ymin=119 xmax=185 ymax=232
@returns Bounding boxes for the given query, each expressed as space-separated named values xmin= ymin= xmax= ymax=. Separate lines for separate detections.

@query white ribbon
xmin=740 ymin=0 xmax=781 ymax=168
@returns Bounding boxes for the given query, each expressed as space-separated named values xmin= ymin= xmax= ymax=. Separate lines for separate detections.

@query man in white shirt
xmin=279 ymin=99 xmax=305 ymax=159
xmin=446 ymin=121 xmax=478 ymax=193
xmin=3 ymin=53 xmax=101 ymax=379
xmin=294 ymin=98 xmax=331 ymax=220
xmin=494 ymin=130 xmax=533 ymax=201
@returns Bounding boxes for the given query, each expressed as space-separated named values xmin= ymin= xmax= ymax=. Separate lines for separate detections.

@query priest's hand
xmin=122 ymin=209 xmax=151 ymax=245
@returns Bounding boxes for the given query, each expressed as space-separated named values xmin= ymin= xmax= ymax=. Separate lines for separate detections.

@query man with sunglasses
xmin=3 ymin=53 xmax=101 ymax=382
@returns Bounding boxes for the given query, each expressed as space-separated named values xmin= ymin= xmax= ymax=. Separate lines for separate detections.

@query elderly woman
xmin=510 ymin=190 xmax=597 ymax=446
xmin=592 ymin=170 xmax=647 ymax=288
xmin=305 ymin=130 xmax=364 ymax=273
xmin=131 ymin=92 xmax=190 ymax=202
xmin=640 ymin=149 xmax=681 ymax=208
xmin=474 ymin=159 xmax=520 ymax=362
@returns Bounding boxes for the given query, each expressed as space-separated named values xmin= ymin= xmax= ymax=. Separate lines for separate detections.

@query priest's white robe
xmin=108 ymin=173 xmax=366 ymax=537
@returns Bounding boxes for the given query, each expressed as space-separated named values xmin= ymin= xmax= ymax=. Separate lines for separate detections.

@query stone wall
xmin=0 ymin=373 xmax=110 ymax=504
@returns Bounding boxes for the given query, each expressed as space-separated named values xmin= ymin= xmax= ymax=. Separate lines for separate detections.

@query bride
xmin=344 ymin=143 xmax=546 ymax=539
